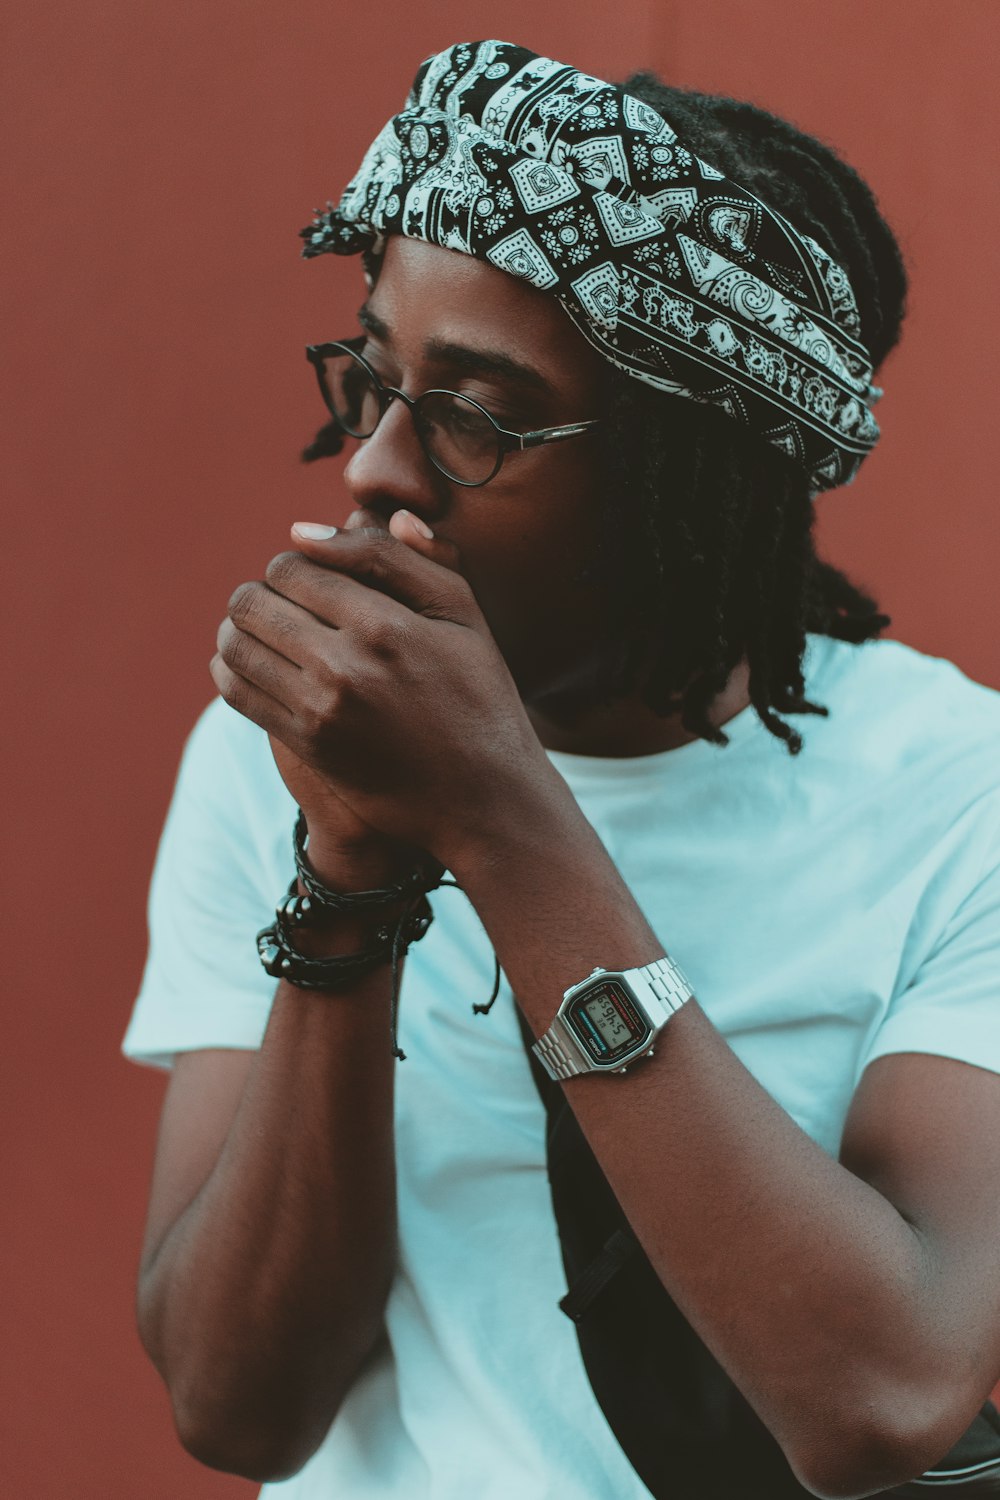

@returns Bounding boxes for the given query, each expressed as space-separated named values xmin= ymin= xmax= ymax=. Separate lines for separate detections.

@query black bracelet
xmin=257 ymin=876 xmax=424 ymax=977
xmin=257 ymin=809 xmax=446 ymax=1059
xmin=259 ymin=810 xmax=503 ymax=1060
xmin=257 ymin=918 xmax=391 ymax=988
xmin=293 ymin=808 xmax=444 ymax=914
xmin=256 ymin=884 xmax=432 ymax=1059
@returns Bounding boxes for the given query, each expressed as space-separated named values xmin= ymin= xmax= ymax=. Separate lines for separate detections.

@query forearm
xmin=139 ymin=862 xmax=406 ymax=1481
xmin=450 ymin=778 xmax=949 ymax=1498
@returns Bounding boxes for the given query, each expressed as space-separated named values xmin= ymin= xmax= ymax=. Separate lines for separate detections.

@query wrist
xmin=287 ymin=819 xmax=436 ymax=961
xmin=443 ymin=768 xmax=662 ymax=1038
xmin=303 ymin=834 xmax=425 ymax=892
xmin=444 ymin=763 xmax=592 ymax=889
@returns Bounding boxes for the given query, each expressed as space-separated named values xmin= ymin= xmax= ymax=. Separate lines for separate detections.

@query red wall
xmin=4 ymin=3 xmax=998 ymax=1494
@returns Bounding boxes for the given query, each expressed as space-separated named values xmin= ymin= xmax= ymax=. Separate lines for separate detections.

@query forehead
xmin=363 ymin=235 xmax=605 ymax=384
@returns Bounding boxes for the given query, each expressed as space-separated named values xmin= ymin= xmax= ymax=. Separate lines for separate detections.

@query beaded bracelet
xmin=257 ymin=808 xmax=504 ymax=1059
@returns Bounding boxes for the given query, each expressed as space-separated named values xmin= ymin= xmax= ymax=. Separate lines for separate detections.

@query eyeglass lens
xmin=320 ymin=348 xmax=502 ymax=485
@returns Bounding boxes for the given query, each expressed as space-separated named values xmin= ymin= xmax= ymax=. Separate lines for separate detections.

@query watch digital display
xmin=565 ymin=979 xmax=652 ymax=1066
xmin=584 ymin=992 xmax=632 ymax=1048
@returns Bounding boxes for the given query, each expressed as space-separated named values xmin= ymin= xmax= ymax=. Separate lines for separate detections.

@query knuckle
xmin=360 ymin=611 xmax=408 ymax=663
xmin=220 ymin=623 xmax=254 ymax=673
xmin=227 ymin=580 xmax=259 ymax=620
xmin=425 ymin=584 xmax=466 ymax=620
xmin=264 ymin=551 xmax=303 ymax=591
xmin=269 ymin=610 xmax=298 ymax=650
xmin=356 ymin=525 xmax=391 ymax=549
xmin=352 ymin=528 xmax=393 ymax=581
xmin=451 ymin=574 xmax=475 ymax=611
xmin=300 ymin=681 xmax=340 ymax=740
xmin=216 ymin=662 xmax=251 ymax=715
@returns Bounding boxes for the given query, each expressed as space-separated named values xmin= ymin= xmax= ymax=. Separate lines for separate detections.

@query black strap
xmin=558 ymin=1228 xmax=640 ymax=1323
xmin=514 ymin=1004 xmax=1000 ymax=1498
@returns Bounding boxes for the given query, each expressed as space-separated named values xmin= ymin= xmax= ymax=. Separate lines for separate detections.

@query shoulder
xmin=804 ymin=632 xmax=1000 ymax=795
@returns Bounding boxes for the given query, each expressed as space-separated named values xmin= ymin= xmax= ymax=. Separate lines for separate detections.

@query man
xmin=123 ymin=41 xmax=1000 ymax=1500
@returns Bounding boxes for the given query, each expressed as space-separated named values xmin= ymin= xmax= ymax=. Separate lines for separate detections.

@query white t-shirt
xmin=122 ymin=631 xmax=1000 ymax=1499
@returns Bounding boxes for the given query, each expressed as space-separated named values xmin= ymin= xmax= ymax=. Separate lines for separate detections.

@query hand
xmin=210 ymin=508 xmax=558 ymax=871
xmin=268 ymin=509 xmax=426 ymax=872
xmin=265 ymin=735 xmax=421 ymax=887
xmin=214 ymin=510 xmax=437 ymax=883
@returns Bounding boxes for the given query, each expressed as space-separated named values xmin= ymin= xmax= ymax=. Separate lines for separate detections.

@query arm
xmin=136 ymin=842 xmax=410 ymax=1484
xmin=137 ymin=507 xmax=454 ymax=1480
xmin=448 ymin=785 xmax=1000 ymax=1500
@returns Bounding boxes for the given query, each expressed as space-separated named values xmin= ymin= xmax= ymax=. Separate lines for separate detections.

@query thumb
xmin=290 ymin=508 xmax=466 ymax=579
xmin=289 ymin=511 xmax=478 ymax=625
xmin=386 ymin=508 xmax=465 ymax=578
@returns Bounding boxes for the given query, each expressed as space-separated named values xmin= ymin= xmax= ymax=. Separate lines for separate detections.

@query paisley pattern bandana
xmin=301 ymin=39 xmax=883 ymax=495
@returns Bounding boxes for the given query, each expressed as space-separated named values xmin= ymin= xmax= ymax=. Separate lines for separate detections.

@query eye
xmin=453 ymin=391 xmax=528 ymax=428
xmin=443 ymin=399 xmax=496 ymax=436
xmin=356 ymin=342 xmax=392 ymax=379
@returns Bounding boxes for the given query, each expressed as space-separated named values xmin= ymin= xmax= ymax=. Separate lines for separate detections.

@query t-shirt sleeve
xmin=857 ymin=792 xmax=1000 ymax=1081
xmin=121 ymin=696 xmax=292 ymax=1071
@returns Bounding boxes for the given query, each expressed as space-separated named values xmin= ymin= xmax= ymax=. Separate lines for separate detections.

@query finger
xmin=261 ymin=552 xmax=414 ymax=633
xmin=288 ymin=520 xmax=479 ymax=626
xmin=209 ymin=651 xmax=297 ymax=739
xmin=226 ymin=580 xmax=339 ymax=666
xmin=216 ymin=616 xmax=303 ymax=702
xmin=387 ymin=508 xmax=466 ymax=578
xmin=301 ymin=516 xmax=470 ymax=585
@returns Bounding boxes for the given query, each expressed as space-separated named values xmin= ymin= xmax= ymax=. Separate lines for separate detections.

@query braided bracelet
xmin=293 ymin=808 xmax=444 ymax=913
xmin=256 ymin=809 xmax=446 ymax=1059
xmin=257 ymin=809 xmax=504 ymax=1059
xmin=257 ymin=876 xmax=432 ymax=984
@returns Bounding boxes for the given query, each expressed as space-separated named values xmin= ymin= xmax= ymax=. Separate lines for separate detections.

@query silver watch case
xmin=532 ymin=957 xmax=694 ymax=1081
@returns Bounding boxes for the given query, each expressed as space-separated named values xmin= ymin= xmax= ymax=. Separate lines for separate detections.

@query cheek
xmin=464 ymin=495 xmax=601 ymax=606
xmin=463 ymin=509 xmax=608 ymax=667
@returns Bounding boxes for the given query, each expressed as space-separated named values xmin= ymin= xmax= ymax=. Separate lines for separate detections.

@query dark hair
xmin=302 ymin=77 xmax=908 ymax=755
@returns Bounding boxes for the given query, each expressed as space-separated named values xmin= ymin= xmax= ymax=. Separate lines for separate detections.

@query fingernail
xmin=400 ymin=510 xmax=433 ymax=539
xmin=293 ymin=522 xmax=338 ymax=540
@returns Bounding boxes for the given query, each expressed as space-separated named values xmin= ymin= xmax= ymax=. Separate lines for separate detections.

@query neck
xmin=526 ymin=658 xmax=752 ymax=757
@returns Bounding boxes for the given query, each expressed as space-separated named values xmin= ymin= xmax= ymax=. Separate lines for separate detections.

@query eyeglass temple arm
xmin=517 ymin=420 xmax=601 ymax=451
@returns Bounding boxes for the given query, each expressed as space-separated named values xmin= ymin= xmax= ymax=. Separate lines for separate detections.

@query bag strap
xmin=516 ymin=1003 xmax=812 ymax=1498
xmin=514 ymin=1004 xmax=1000 ymax=1498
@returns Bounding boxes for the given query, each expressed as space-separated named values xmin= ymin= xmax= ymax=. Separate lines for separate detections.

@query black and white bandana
xmin=301 ymin=39 xmax=884 ymax=495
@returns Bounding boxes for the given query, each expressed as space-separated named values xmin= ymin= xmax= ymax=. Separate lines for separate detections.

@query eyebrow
xmin=357 ymin=301 xmax=556 ymax=397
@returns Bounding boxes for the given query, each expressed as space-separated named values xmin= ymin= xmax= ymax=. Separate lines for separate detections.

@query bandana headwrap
xmin=301 ymin=39 xmax=883 ymax=495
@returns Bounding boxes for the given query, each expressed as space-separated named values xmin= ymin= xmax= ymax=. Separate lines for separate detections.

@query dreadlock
xmin=301 ymin=79 xmax=908 ymax=757
xmin=584 ymin=75 xmax=908 ymax=755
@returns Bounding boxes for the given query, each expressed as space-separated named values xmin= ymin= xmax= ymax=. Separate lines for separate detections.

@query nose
xmin=342 ymin=392 xmax=449 ymax=525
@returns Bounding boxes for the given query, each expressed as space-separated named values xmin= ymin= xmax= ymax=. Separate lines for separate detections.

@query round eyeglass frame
xmin=306 ymin=337 xmax=601 ymax=488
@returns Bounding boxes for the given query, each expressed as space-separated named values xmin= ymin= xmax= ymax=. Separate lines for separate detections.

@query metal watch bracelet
xmin=532 ymin=955 xmax=694 ymax=1081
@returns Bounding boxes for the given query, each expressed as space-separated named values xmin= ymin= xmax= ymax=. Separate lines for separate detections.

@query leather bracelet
xmin=257 ymin=878 xmax=432 ymax=989
xmin=277 ymin=875 xmax=424 ymax=933
xmin=259 ymin=808 xmax=501 ymax=1061
xmin=257 ymin=808 xmax=448 ymax=1060
xmin=292 ymin=808 xmax=444 ymax=915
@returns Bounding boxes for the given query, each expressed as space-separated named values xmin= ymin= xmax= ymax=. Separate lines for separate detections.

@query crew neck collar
xmin=543 ymin=634 xmax=826 ymax=781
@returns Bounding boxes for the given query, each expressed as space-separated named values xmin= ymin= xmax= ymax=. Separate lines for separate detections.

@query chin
xmin=514 ymin=646 xmax=630 ymax=726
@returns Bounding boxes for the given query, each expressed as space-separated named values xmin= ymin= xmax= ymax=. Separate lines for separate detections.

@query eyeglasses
xmin=305 ymin=337 xmax=601 ymax=488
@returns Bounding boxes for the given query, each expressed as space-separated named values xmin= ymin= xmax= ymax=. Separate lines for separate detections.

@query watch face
xmin=565 ymin=979 xmax=652 ymax=1067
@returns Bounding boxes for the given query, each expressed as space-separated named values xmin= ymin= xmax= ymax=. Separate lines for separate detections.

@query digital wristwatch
xmin=532 ymin=957 xmax=695 ymax=1080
